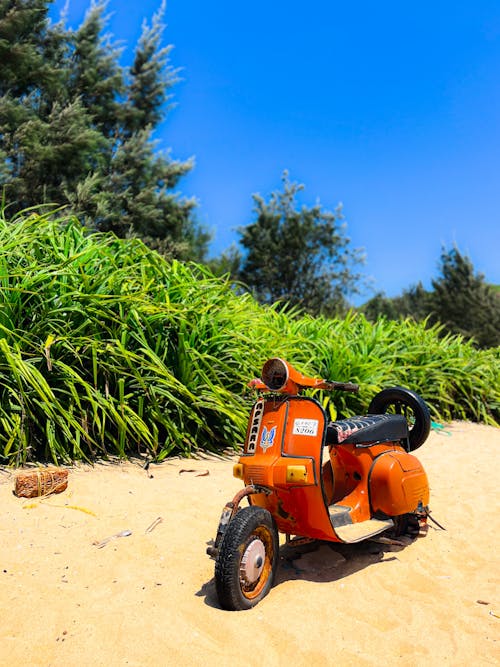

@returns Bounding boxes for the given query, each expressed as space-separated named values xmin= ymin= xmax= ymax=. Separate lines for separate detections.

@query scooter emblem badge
xmin=260 ymin=426 xmax=276 ymax=452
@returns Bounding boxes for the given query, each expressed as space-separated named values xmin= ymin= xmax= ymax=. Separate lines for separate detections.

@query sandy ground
xmin=0 ymin=421 xmax=498 ymax=667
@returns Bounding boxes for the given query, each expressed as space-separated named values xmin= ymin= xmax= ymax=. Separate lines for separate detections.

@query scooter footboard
xmin=369 ymin=451 xmax=429 ymax=515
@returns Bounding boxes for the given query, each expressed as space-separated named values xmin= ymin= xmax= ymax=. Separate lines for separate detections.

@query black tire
xmin=215 ymin=506 xmax=279 ymax=611
xmin=368 ymin=386 xmax=431 ymax=451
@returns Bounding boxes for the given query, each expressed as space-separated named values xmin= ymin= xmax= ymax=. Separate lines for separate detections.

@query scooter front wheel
xmin=215 ymin=506 xmax=279 ymax=611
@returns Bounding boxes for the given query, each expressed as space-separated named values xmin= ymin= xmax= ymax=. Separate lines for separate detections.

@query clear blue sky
xmin=53 ymin=1 xmax=500 ymax=302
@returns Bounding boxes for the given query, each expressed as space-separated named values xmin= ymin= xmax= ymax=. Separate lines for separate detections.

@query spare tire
xmin=368 ymin=386 xmax=431 ymax=451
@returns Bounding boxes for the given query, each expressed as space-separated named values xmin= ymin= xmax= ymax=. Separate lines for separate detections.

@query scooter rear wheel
xmin=215 ymin=506 xmax=278 ymax=611
xmin=368 ymin=386 xmax=431 ymax=451
xmin=392 ymin=513 xmax=421 ymax=537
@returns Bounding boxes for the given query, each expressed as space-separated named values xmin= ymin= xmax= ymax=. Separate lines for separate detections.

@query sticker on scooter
xmin=293 ymin=418 xmax=319 ymax=436
xmin=260 ymin=426 xmax=277 ymax=452
xmin=247 ymin=400 xmax=264 ymax=454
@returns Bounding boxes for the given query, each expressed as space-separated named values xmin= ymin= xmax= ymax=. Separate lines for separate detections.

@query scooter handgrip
xmin=340 ymin=382 xmax=359 ymax=392
xmin=325 ymin=381 xmax=359 ymax=392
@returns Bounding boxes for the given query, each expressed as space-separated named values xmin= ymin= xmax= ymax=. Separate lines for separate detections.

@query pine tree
xmin=67 ymin=1 xmax=124 ymax=137
xmin=0 ymin=0 xmax=207 ymax=260
xmin=362 ymin=282 xmax=431 ymax=322
xmin=428 ymin=247 xmax=500 ymax=348
xmin=90 ymin=1 xmax=205 ymax=258
xmin=123 ymin=0 xmax=173 ymax=136
xmin=0 ymin=1 xmax=101 ymax=208
xmin=361 ymin=248 xmax=500 ymax=349
xmin=237 ymin=172 xmax=364 ymax=316
xmin=0 ymin=0 xmax=53 ymax=96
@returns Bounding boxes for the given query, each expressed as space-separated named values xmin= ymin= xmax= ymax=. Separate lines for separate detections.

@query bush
xmin=0 ymin=210 xmax=497 ymax=464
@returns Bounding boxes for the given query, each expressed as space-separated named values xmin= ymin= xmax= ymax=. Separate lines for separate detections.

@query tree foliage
xmin=362 ymin=247 xmax=500 ymax=349
xmin=362 ymin=282 xmax=430 ymax=323
xmin=0 ymin=0 xmax=207 ymax=260
xmin=235 ymin=172 xmax=364 ymax=317
xmin=427 ymin=247 xmax=500 ymax=348
xmin=0 ymin=209 xmax=497 ymax=465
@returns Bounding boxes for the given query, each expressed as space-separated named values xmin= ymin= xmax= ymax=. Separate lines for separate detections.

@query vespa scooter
xmin=208 ymin=358 xmax=431 ymax=610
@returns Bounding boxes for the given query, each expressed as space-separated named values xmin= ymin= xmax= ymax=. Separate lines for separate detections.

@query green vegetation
xmin=213 ymin=172 xmax=364 ymax=317
xmin=0 ymin=210 xmax=497 ymax=466
xmin=2 ymin=2 xmax=498 ymax=344
xmin=362 ymin=247 xmax=500 ymax=349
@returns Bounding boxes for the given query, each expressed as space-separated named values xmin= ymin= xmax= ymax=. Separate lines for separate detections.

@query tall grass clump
xmin=0 ymin=208 xmax=306 ymax=464
xmin=291 ymin=313 xmax=499 ymax=424
xmin=0 ymin=209 xmax=498 ymax=465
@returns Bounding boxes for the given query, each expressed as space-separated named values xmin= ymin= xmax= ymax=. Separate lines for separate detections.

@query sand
xmin=0 ymin=421 xmax=498 ymax=666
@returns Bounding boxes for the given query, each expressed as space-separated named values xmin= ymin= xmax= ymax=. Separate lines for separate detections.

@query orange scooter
xmin=208 ymin=358 xmax=431 ymax=611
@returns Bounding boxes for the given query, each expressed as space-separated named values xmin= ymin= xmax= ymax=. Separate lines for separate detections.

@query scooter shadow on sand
xmin=198 ymin=532 xmax=421 ymax=609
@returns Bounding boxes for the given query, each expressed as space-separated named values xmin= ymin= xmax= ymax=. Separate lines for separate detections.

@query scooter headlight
xmin=261 ymin=358 xmax=289 ymax=391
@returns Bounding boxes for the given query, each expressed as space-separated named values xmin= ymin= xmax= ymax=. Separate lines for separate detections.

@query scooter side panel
xmin=369 ymin=451 xmax=429 ymax=515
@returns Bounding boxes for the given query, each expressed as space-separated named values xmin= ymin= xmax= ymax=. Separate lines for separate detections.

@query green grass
xmin=0 ymin=208 xmax=498 ymax=465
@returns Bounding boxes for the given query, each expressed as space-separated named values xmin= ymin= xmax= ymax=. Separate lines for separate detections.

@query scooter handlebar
xmin=249 ymin=377 xmax=359 ymax=393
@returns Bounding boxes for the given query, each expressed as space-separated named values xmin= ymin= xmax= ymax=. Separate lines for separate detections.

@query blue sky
xmin=52 ymin=1 xmax=500 ymax=302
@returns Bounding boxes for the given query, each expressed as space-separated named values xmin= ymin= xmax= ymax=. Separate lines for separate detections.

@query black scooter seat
xmin=326 ymin=413 xmax=408 ymax=445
